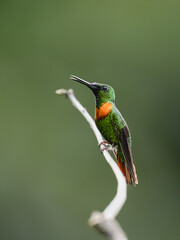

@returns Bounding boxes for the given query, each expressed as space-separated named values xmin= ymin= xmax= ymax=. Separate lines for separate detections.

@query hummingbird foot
xmin=100 ymin=143 xmax=117 ymax=153
xmin=98 ymin=141 xmax=109 ymax=147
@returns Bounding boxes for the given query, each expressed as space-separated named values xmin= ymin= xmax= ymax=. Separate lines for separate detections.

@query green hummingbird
xmin=71 ymin=75 xmax=138 ymax=185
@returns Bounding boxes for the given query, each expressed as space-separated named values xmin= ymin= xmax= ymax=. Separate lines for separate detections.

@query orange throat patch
xmin=95 ymin=102 xmax=112 ymax=120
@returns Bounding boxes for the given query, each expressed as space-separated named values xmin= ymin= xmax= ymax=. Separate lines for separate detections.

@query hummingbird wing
xmin=112 ymin=110 xmax=138 ymax=184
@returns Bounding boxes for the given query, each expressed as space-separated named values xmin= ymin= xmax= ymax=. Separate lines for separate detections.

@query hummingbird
xmin=71 ymin=75 xmax=138 ymax=185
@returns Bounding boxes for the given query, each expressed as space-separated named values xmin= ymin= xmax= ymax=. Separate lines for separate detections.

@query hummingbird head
xmin=71 ymin=75 xmax=115 ymax=107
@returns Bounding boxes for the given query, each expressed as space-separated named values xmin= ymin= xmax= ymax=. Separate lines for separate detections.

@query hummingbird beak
xmin=70 ymin=75 xmax=99 ymax=94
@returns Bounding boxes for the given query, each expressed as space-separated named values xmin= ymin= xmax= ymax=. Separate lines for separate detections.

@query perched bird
xmin=71 ymin=75 xmax=138 ymax=185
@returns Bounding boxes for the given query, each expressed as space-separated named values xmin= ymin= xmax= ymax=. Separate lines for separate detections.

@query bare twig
xmin=56 ymin=88 xmax=128 ymax=239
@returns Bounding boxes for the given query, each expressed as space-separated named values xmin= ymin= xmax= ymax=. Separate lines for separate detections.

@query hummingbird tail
xmin=117 ymin=155 xmax=132 ymax=185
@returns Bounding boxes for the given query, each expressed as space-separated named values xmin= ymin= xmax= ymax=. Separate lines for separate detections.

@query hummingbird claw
xmin=99 ymin=141 xmax=110 ymax=153
xmin=98 ymin=141 xmax=109 ymax=148
xmin=100 ymin=147 xmax=108 ymax=153
xmin=100 ymin=144 xmax=118 ymax=154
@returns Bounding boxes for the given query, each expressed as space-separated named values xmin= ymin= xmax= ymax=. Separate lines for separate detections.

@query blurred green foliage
xmin=0 ymin=1 xmax=180 ymax=239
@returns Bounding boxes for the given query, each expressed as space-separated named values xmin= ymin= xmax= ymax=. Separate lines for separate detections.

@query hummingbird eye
xmin=102 ymin=86 xmax=108 ymax=92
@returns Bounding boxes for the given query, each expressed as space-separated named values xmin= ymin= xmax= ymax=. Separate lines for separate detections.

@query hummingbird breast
xmin=95 ymin=111 xmax=119 ymax=145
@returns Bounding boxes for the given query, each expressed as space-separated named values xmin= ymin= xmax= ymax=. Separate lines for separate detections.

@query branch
xmin=56 ymin=88 xmax=128 ymax=240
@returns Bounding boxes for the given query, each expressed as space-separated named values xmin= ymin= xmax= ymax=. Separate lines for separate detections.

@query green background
xmin=0 ymin=1 xmax=180 ymax=239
